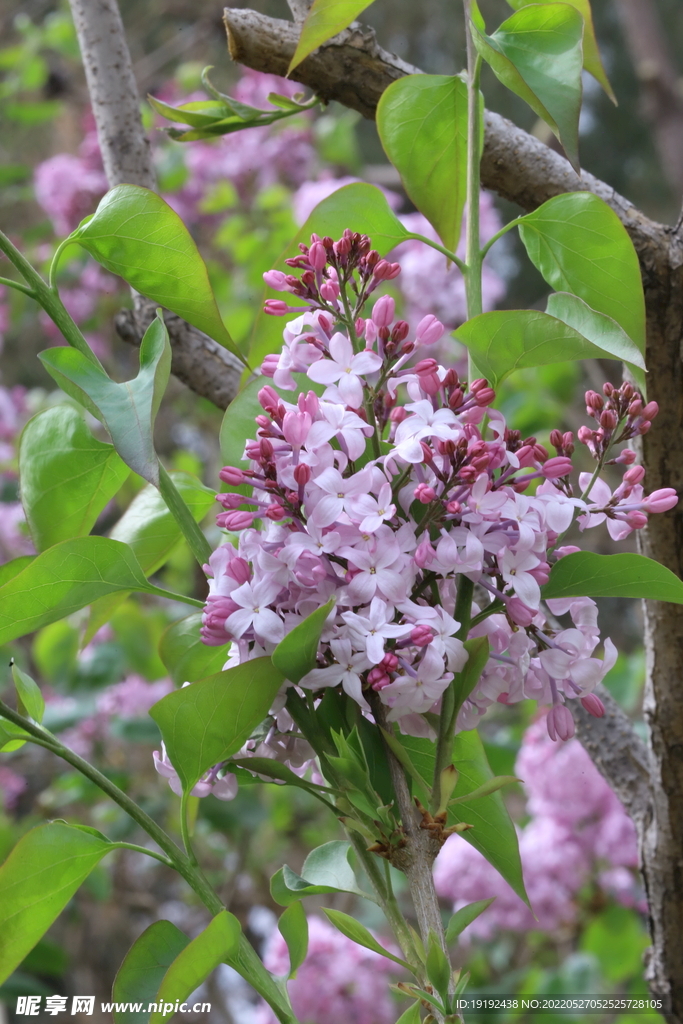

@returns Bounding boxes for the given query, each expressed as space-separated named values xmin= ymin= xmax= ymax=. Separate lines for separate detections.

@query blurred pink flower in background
xmin=434 ymin=717 xmax=642 ymax=938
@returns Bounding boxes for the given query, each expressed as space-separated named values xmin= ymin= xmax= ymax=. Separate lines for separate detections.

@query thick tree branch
xmin=67 ymin=0 xmax=241 ymax=407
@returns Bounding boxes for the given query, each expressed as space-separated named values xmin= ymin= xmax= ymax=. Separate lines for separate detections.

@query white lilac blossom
xmin=167 ymin=226 xmax=677 ymax=805
xmin=433 ymin=718 xmax=643 ymax=937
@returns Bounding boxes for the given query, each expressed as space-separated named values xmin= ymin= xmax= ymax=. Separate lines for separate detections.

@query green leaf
xmin=288 ymin=0 xmax=377 ymax=72
xmin=70 ymin=185 xmax=241 ymax=359
xmin=395 ymin=1003 xmax=422 ymax=1024
xmin=0 ymin=537 xmax=168 ymax=647
xmin=11 ymin=662 xmax=44 ymax=723
xmin=113 ymin=921 xmax=190 ymax=1024
xmin=544 ymin=552 xmax=683 ymax=602
xmin=271 ymin=841 xmax=372 ymax=906
xmin=449 ymin=776 xmax=519 ymax=804
xmin=272 ymin=599 xmax=335 ymax=683
xmin=0 ymin=556 xmax=33 ymax=589
xmin=159 ymin=613 xmax=229 ymax=686
xmin=149 ymin=912 xmax=241 ymax=1024
xmin=250 ymin=184 xmax=410 ymax=366
xmin=0 ymin=822 xmax=113 ymax=984
xmin=147 ymin=94 xmax=229 ymax=128
xmin=545 ymin=292 xmax=646 ymax=390
xmin=376 ymin=74 xmax=468 ymax=253
xmin=380 ymin=727 xmax=432 ymax=802
xmin=517 ymin=192 xmax=645 ymax=350
xmin=426 ymin=933 xmax=451 ymax=1004
xmin=39 ymin=314 xmax=171 ymax=487
xmin=110 ymin=472 xmax=215 ymax=575
xmin=471 ymin=3 xmax=584 ymax=169
xmin=278 ymin=902 xmax=309 ymax=979
xmin=454 ymin=306 xmax=645 ymax=389
xmin=450 ymin=637 xmax=490 ymax=725
xmin=0 ymin=718 xmax=29 ymax=753
xmin=449 ymin=731 xmax=528 ymax=905
xmin=507 ymin=0 xmax=616 ymax=102
xmin=149 ymin=658 xmax=285 ymax=793
xmin=321 ymin=908 xmax=412 ymax=971
xmin=445 ymin=898 xmax=496 ymax=943
xmin=230 ymin=756 xmax=337 ymax=798
xmin=19 ymin=405 xmax=129 ymax=551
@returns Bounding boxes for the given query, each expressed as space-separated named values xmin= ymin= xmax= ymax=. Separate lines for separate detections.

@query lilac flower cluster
xmin=190 ymin=228 xmax=676 ymax=777
xmin=255 ymin=915 xmax=398 ymax=1024
xmin=434 ymin=717 xmax=642 ymax=937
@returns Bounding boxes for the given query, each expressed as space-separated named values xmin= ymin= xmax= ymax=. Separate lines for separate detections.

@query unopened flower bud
xmin=415 ymin=539 xmax=436 ymax=567
xmin=555 ymin=545 xmax=581 ymax=558
xmin=219 ymin=466 xmax=246 ymax=485
xmin=507 ymin=597 xmax=536 ymax=627
xmin=600 ymin=409 xmax=618 ymax=430
xmin=546 ymin=704 xmax=575 ymax=742
xmin=577 ymin=426 xmax=595 ymax=444
xmin=550 ymin=429 xmax=564 ymax=450
xmin=390 ymin=406 xmax=407 ymax=423
xmin=470 ymin=378 xmax=488 ymax=393
xmin=642 ymin=488 xmax=679 ymax=513
xmin=442 ymin=368 xmax=459 ymax=388
xmin=259 ymin=438 xmax=274 ymax=459
xmin=474 ymin=387 xmax=496 ymax=406
xmin=263 ymin=269 xmax=288 ymax=290
xmin=266 ymin=504 xmax=287 ymax=521
xmin=372 ymin=295 xmax=395 ymax=328
xmin=308 ymin=241 xmax=326 ymax=270
xmin=264 ymin=300 xmax=290 ymax=316
xmin=225 ymin=557 xmax=251 ymax=584
xmin=642 ymin=401 xmax=659 ymax=421
xmin=258 ymin=385 xmax=280 ymax=414
xmin=381 ymin=652 xmax=399 ymax=671
xmin=541 ymin=456 xmax=573 ymax=479
xmin=320 ymin=281 xmax=339 ymax=301
xmin=624 ymin=465 xmax=645 ymax=485
xmin=282 ymin=410 xmax=311 ymax=447
xmin=216 ymin=492 xmax=246 ymax=509
xmin=293 ymin=463 xmax=311 ymax=486
xmin=391 ymin=320 xmax=410 ymax=343
xmin=217 ymin=510 xmax=254 ymax=530
xmin=414 ymin=483 xmax=436 ymax=504
xmin=580 ymin=693 xmax=606 ymax=718
xmin=585 ymin=390 xmax=604 ymax=412
xmin=449 ymin=388 xmax=464 ymax=410
xmin=415 ymin=314 xmax=445 ymax=347
xmin=411 ymin=624 xmax=434 ymax=647
xmin=445 ymin=500 xmax=462 ymax=514
xmin=628 ymin=399 xmax=643 ymax=417
xmin=616 ymin=448 xmax=637 ymax=465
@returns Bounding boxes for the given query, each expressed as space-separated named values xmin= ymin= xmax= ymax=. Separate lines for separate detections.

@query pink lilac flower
xmin=255 ymin=915 xmax=399 ymax=1024
xmin=0 ymin=766 xmax=27 ymax=811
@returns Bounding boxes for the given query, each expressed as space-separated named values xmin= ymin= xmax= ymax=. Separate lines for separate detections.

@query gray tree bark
xmin=67 ymin=0 xmax=242 ymax=407
xmin=222 ymin=8 xmax=683 ymax=1020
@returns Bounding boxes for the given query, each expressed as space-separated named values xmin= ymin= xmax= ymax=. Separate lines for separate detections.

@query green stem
xmin=109 ymin=842 xmax=174 ymax=868
xmin=157 ymin=463 xmax=213 ymax=568
xmin=0 ymin=275 xmax=35 ymax=298
xmin=0 ymin=699 xmax=222 ymax=914
xmin=404 ymin=233 xmax=467 ymax=275
xmin=180 ymin=790 xmax=198 ymax=866
xmin=479 ymin=216 xmax=525 ymax=261
xmin=0 ymin=229 xmax=103 ymax=368
xmin=48 ymin=237 xmax=78 ymax=290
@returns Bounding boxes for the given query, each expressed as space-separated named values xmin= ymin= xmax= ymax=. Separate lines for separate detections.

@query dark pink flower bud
xmin=259 ymin=438 xmax=274 ymax=459
xmin=415 ymin=539 xmax=436 ymax=568
xmin=219 ymin=466 xmax=246 ymax=485
xmin=261 ymin=354 xmax=279 ymax=378
xmin=293 ymin=463 xmax=311 ymax=486
xmin=515 ymin=445 xmax=536 ymax=468
xmin=445 ymin=500 xmax=462 ymax=514
xmin=585 ymin=390 xmax=604 ymax=412
xmin=421 ymin=373 xmax=442 ymax=396
xmin=639 ymin=420 xmax=652 ymax=435
xmin=546 ymin=704 xmax=575 ymax=742
xmin=380 ymin=652 xmax=399 ymax=671
xmin=474 ymin=387 xmax=496 ymax=407
xmin=264 ymin=300 xmax=290 ymax=316
xmin=420 ymin=442 xmax=434 ymax=463
xmin=372 ymin=295 xmax=395 ymax=328
xmin=542 ymin=456 xmax=573 ymax=479
xmin=334 ymin=234 xmax=351 ymax=256
xmin=470 ymin=378 xmax=488 ymax=393
xmin=266 ymin=504 xmax=287 ymax=521
xmin=497 ymin=693 xmax=510 ymax=704
xmin=391 ymin=320 xmax=410 ymax=343
xmin=507 ymin=598 xmax=536 ymax=627
xmin=370 ymin=671 xmax=391 ymax=691
xmin=414 ymin=483 xmax=436 ymax=504
xmin=216 ymin=492 xmax=246 ymax=509
xmin=616 ymin=448 xmax=637 ymax=465
xmin=577 ymin=426 xmax=594 ymax=444
xmin=437 ymin=438 xmax=457 ymax=456
xmin=309 ymin=241 xmax=327 ymax=270
xmin=411 ymin=624 xmax=434 ymax=647
xmin=624 ymin=465 xmax=645 ymax=485
xmin=642 ymin=488 xmax=679 ymax=513
xmin=443 ymin=368 xmax=459 ymax=388
xmin=628 ymin=399 xmax=643 ymax=417
xmin=580 ymin=693 xmax=605 ymax=718
xmin=528 ymin=561 xmax=551 ymax=585
xmin=226 ymin=557 xmax=251 ymax=584
xmin=549 ymin=429 xmax=563 ymax=450
xmin=390 ymin=406 xmax=407 ymax=424
xmin=642 ymin=401 xmax=659 ymax=421
xmin=263 ymin=269 xmax=288 ymax=290
xmin=555 ymin=545 xmax=581 ymax=558
xmin=600 ymin=409 xmax=618 ymax=430
xmin=217 ymin=510 xmax=254 ymax=530
xmin=449 ymin=388 xmax=464 ymax=410
xmin=258 ymin=385 xmax=280 ymax=414
xmin=414 ymin=358 xmax=439 ymax=377
xmin=320 ymin=281 xmax=339 ymax=301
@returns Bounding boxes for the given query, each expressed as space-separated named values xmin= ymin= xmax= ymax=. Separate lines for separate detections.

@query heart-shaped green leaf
xmin=39 ymin=314 xmax=170 ymax=486
xmin=517 ymin=192 xmax=645 ymax=350
xmin=113 ymin=921 xmax=190 ymax=1024
xmin=289 ymin=0 xmax=378 ymax=72
xmin=149 ymin=912 xmax=241 ymax=1024
xmin=19 ymin=404 xmax=129 ymax=551
xmin=472 ymin=3 xmax=584 ymax=169
xmin=70 ymin=185 xmax=242 ymax=359
xmin=149 ymin=658 xmax=284 ymax=793
xmin=507 ymin=0 xmax=615 ymax=102
xmin=454 ymin=306 xmax=645 ymax=388
xmin=377 ymin=74 xmax=468 ymax=253
xmin=544 ymin=552 xmax=683 ymax=602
